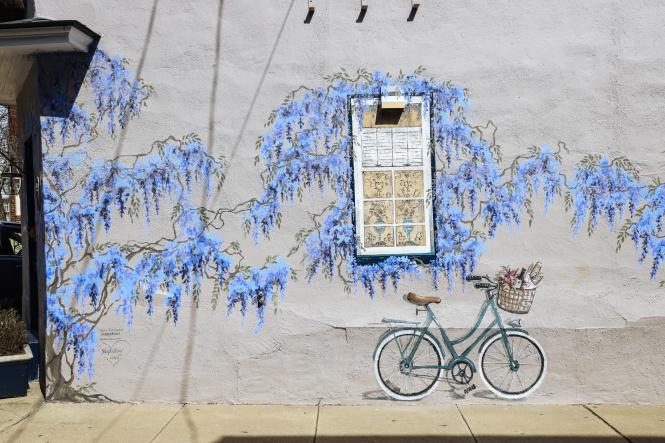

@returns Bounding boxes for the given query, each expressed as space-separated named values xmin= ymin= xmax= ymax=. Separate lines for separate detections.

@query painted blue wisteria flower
xmin=249 ymin=69 xmax=568 ymax=293
xmin=42 ymin=48 xmax=291 ymax=400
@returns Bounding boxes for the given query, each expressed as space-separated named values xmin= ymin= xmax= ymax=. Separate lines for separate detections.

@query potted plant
xmin=0 ymin=309 xmax=32 ymax=398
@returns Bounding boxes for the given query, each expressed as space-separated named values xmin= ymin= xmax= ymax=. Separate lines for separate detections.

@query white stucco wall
xmin=36 ymin=0 xmax=665 ymax=403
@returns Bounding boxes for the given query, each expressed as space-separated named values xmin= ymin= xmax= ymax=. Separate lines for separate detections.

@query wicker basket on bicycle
xmin=496 ymin=262 xmax=543 ymax=314
xmin=497 ymin=284 xmax=536 ymax=314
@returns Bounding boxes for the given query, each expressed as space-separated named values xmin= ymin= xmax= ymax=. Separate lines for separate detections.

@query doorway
xmin=0 ymin=102 xmax=43 ymax=388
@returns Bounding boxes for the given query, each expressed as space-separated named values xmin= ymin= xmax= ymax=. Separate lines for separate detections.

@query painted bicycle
xmin=373 ymin=274 xmax=547 ymax=400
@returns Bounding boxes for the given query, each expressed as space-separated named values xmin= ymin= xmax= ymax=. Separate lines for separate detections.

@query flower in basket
xmin=497 ymin=263 xmax=544 ymax=290
xmin=497 ymin=266 xmax=520 ymax=289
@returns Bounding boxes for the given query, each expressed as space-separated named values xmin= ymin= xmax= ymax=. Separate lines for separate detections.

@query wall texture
xmin=35 ymin=0 xmax=665 ymax=404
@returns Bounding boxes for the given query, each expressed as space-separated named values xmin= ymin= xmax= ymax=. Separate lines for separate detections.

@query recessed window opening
xmin=350 ymin=96 xmax=434 ymax=259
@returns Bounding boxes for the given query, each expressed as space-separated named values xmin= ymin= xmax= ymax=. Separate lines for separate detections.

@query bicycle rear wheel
xmin=478 ymin=331 xmax=546 ymax=400
xmin=374 ymin=330 xmax=443 ymax=401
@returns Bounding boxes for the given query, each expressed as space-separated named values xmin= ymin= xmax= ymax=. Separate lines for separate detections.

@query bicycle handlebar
xmin=474 ymin=282 xmax=492 ymax=289
xmin=465 ymin=275 xmax=482 ymax=281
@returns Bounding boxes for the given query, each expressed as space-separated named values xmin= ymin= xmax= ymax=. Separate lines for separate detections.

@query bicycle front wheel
xmin=374 ymin=330 xmax=443 ymax=401
xmin=478 ymin=331 xmax=546 ymax=400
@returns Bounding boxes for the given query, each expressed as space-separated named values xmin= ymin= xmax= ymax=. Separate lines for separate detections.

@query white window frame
xmin=350 ymin=95 xmax=434 ymax=258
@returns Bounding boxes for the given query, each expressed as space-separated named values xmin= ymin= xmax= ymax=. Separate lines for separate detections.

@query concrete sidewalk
xmin=1 ymin=386 xmax=664 ymax=442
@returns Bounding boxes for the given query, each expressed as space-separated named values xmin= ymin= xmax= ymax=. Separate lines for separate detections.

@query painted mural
xmin=41 ymin=49 xmax=290 ymax=401
xmin=41 ymin=51 xmax=665 ymax=401
xmin=249 ymin=68 xmax=665 ymax=295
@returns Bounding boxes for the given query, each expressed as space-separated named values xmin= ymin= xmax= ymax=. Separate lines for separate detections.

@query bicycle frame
xmin=382 ymin=290 xmax=519 ymax=371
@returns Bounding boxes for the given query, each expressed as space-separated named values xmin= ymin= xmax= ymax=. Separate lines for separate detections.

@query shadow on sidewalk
xmin=216 ymin=436 xmax=660 ymax=442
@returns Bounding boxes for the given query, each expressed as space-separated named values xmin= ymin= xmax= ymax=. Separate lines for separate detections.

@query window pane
xmin=395 ymin=170 xmax=423 ymax=197
xmin=7 ymin=236 xmax=21 ymax=255
xmin=361 ymin=130 xmax=378 ymax=167
xmin=364 ymin=226 xmax=395 ymax=248
xmin=364 ymin=200 xmax=394 ymax=225
xmin=363 ymin=171 xmax=392 ymax=198
xmin=396 ymin=199 xmax=425 ymax=224
xmin=407 ymin=128 xmax=423 ymax=166
xmin=3 ymin=231 xmax=21 ymax=255
xmin=376 ymin=129 xmax=393 ymax=166
xmin=396 ymin=225 xmax=426 ymax=247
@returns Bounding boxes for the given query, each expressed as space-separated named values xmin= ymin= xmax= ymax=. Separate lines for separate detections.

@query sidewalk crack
xmin=312 ymin=399 xmax=321 ymax=443
xmin=583 ymin=404 xmax=634 ymax=443
xmin=456 ymin=404 xmax=478 ymax=443
xmin=0 ymin=401 xmax=44 ymax=434
xmin=148 ymin=403 xmax=184 ymax=443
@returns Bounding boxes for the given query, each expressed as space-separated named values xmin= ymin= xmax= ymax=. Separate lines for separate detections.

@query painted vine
xmin=248 ymin=68 xmax=665 ymax=296
xmin=42 ymin=53 xmax=665 ymax=401
xmin=42 ymin=49 xmax=290 ymax=401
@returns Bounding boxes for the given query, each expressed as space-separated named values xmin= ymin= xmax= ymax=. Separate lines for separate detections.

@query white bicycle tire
xmin=373 ymin=329 xmax=444 ymax=401
xmin=478 ymin=330 xmax=547 ymax=400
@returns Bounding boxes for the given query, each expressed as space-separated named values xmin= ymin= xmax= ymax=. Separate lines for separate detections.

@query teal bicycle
xmin=373 ymin=274 xmax=546 ymax=401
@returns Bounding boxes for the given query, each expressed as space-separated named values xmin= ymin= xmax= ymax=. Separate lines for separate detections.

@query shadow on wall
xmin=38 ymin=51 xmax=97 ymax=117
xmin=110 ymin=0 xmax=159 ymax=160
xmin=226 ymin=0 xmax=294 ymax=164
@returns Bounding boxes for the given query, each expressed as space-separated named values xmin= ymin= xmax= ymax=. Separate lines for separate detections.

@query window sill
xmin=355 ymin=253 xmax=436 ymax=265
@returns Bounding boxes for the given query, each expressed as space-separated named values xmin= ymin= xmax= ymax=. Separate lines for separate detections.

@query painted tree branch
xmin=42 ymin=48 xmax=291 ymax=400
xmin=248 ymin=68 xmax=665 ymax=296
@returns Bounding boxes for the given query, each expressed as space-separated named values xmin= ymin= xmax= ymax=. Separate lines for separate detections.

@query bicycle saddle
xmin=405 ymin=292 xmax=441 ymax=306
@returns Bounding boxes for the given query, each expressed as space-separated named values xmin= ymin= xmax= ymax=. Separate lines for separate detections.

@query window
xmin=2 ymin=229 xmax=21 ymax=256
xmin=13 ymin=194 xmax=20 ymax=217
xmin=351 ymin=95 xmax=434 ymax=258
